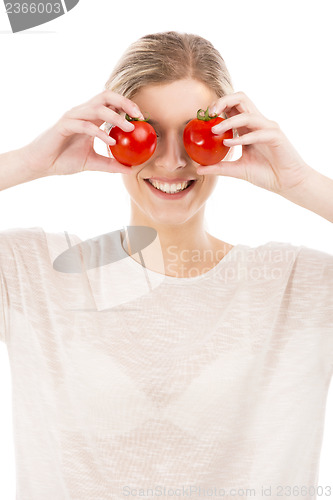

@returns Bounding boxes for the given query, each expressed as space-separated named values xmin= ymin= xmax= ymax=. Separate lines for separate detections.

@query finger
xmin=209 ymin=91 xmax=262 ymax=118
xmin=85 ymin=150 xmax=134 ymax=174
xmin=211 ymin=113 xmax=270 ymax=135
xmin=222 ymin=128 xmax=280 ymax=146
xmin=196 ymin=158 xmax=247 ymax=180
xmin=98 ymin=90 xmax=145 ymax=119
xmin=59 ymin=118 xmax=117 ymax=145
xmin=68 ymin=105 xmax=136 ymax=133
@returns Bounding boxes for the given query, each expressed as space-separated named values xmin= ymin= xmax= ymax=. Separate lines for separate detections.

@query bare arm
xmin=0 ymin=148 xmax=47 ymax=191
xmin=0 ymin=89 xmax=145 ymax=192
xmin=279 ymin=166 xmax=333 ymax=224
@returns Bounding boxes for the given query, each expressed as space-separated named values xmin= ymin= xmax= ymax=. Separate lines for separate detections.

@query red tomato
xmin=109 ymin=115 xmax=157 ymax=166
xmin=183 ymin=107 xmax=233 ymax=166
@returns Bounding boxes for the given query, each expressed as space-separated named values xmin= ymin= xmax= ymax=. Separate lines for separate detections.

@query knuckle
xmin=55 ymin=118 xmax=68 ymax=133
xmin=216 ymin=96 xmax=225 ymax=107
xmin=96 ymin=104 xmax=105 ymax=115
xmin=116 ymin=114 xmax=128 ymax=128
xmin=112 ymin=112 xmax=122 ymax=124
xmin=91 ymin=92 xmax=104 ymax=105
xmin=63 ymin=107 xmax=75 ymax=118
xmin=102 ymin=89 xmax=113 ymax=98
xmin=80 ymin=121 xmax=93 ymax=132
xmin=64 ymin=104 xmax=82 ymax=118
xmin=60 ymin=115 xmax=73 ymax=126
xmin=269 ymin=119 xmax=280 ymax=129
xmin=125 ymin=96 xmax=138 ymax=111
xmin=121 ymin=95 xmax=130 ymax=105
xmin=124 ymin=97 xmax=136 ymax=110
xmin=99 ymin=89 xmax=116 ymax=104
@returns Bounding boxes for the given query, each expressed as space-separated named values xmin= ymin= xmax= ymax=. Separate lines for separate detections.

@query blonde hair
xmin=104 ymin=30 xmax=235 ymax=100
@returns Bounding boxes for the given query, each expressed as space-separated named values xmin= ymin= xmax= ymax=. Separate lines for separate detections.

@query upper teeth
xmin=148 ymin=179 xmax=192 ymax=193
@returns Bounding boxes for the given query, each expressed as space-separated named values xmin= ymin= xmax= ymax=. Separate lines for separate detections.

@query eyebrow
xmin=147 ymin=118 xmax=192 ymax=127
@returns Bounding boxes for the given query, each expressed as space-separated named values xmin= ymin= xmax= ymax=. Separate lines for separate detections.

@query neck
xmin=121 ymin=210 xmax=231 ymax=279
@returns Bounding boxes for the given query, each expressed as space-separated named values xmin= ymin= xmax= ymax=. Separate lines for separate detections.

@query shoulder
xmin=261 ymin=240 xmax=333 ymax=306
xmin=0 ymin=226 xmax=45 ymax=261
xmin=243 ymin=240 xmax=332 ymax=267
xmin=238 ymin=240 xmax=332 ymax=288
xmin=0 ymin=225 xmax=44 ymax=244
xmin=283 ymin=242 xmax=333 ymax=285
xmin=0 ymin=226 xmax=81 ymax=269
xmin=234 ymin=240 xmax=301 ymax=282
xmin=247 ymin=240 xmax=300 ymax=260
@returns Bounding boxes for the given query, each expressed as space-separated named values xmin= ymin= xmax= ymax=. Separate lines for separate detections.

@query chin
xmin=148 ymin=212 xmax=191 ymax=227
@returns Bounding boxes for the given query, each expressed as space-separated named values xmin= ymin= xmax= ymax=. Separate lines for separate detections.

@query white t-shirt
xmin=0 ymin=226 xmax=332 ymax=500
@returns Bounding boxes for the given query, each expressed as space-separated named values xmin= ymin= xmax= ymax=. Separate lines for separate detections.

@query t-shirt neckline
xmin=117 ymin=230 xmax=247 ymax=285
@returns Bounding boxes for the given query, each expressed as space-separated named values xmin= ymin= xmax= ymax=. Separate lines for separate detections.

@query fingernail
xmin=211 ymin=125 xmax=223 ymax=134
xmin=209 ymin=106 xmax=217 ymax=116
xmin=133 ymin=108 xmax=144 ymax=119
xmin=125 ymin=122 xmax=135 ymax=131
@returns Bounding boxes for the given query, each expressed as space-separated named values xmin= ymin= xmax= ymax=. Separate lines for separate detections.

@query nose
xmin=153 ymin=131 xmax=188 ymax=172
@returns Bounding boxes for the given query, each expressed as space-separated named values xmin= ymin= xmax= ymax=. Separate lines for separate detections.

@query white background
xmin=0 ymin=0 xmax=332 ymax=496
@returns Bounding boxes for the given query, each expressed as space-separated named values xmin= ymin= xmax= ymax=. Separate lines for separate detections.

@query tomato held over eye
xmin=183 ymin=107 xmax=233 ymax=166
xmin=108 ymin=114 xmax=157 ymax=167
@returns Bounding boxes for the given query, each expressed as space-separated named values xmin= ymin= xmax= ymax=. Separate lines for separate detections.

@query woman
xmin=0 ymin=31 xmax=332 ymax=499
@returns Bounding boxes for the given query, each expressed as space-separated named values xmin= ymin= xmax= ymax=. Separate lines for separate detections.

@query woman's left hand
xmin=197 ymin=91 xmax=312 ymax=195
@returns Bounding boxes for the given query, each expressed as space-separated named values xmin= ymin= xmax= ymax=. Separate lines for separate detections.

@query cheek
xmin=121 ymin=172 xmax=142 ymax=195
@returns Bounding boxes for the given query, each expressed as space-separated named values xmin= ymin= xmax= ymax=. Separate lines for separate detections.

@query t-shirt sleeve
xmin=0 ymin=272 xmax=7 ymax=343
xmin=0 ymin=226 xmax=83 ymax=345
xmin=0 ymin=232 xmax=11 ymax=344
xmin=0 ymin=226 xmax=45 ymax=344
xmin=294 ymin=245 xmax=333 ymax=319
xmin=292 ymin=244 xmax=333 ymax=375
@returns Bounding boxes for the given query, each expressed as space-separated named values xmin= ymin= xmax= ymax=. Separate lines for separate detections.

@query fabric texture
xmin=0 ymin=226 xmax=332 ymax=500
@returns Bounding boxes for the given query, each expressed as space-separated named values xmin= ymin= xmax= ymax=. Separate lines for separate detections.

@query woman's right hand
xmin=20 ymin=90 xmax=145 ymax=177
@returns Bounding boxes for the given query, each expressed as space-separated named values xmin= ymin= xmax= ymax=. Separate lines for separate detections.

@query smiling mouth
xmin=144 ymin=179 xmax=196 ymax=194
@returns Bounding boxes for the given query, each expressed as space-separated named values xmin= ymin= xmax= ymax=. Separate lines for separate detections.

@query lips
xmin=144 ymin=177 xmax=197 ymax=182
xmin=143 ymin=178 xmax=197 ymax=198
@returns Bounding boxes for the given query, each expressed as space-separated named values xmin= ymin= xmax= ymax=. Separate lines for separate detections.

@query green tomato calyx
xmin=125 ymin=112 xmax=150 ymax=122
xmin=197 ymin=107 xmax=218 ymax=121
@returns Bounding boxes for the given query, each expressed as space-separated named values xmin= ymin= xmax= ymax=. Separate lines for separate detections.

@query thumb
xmin=196 ymin=157 xmax=247 ymax=180
xmin=85 ymin=150 xmax=132 ymax=174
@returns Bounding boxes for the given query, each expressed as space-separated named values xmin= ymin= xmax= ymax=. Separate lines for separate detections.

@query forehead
xmin=131 ymin=78 xmax=217 ymax=124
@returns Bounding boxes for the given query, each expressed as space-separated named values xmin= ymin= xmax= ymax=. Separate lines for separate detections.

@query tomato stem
xmin=197 ymin=107 xmax=218 ymax=121
xmin=125 ymin=112 xmax=150 ymax=122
